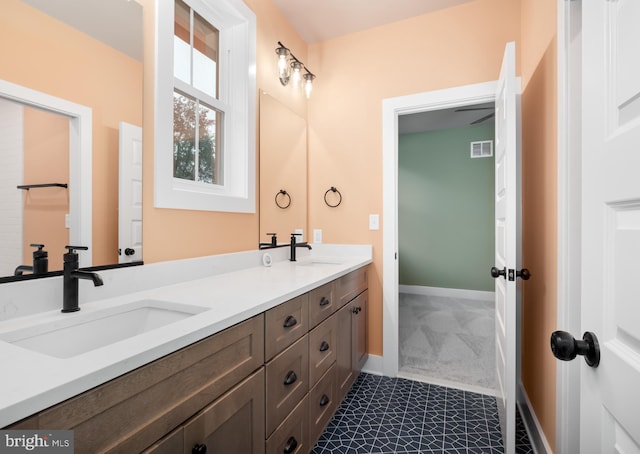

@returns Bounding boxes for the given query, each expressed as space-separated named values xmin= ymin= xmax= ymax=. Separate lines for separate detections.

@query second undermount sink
xmin=0 ymin=299 xmax=208 ymax=359
xmin=296 ymin=258 xmax=344 ymax=266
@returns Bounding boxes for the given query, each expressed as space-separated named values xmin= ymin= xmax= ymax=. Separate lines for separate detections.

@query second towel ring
xmin=324 ymin=186 xmax=342 ymax=208
xmin=275 ymin=189 xmax=291 ymax=209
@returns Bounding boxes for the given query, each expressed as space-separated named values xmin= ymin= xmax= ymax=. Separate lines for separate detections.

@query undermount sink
xmin=0 ymin=299 xmax=208 ymax=359
xmin=296 ymin=258 xmax=344 ymax=266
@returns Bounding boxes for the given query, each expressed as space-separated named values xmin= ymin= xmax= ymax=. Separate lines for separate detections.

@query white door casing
xmin=118 ymin=122 xmax=143 ymax=264
xmin=580 ymin=0 xmax=640 ymax=451
xmin=493 ymin=41 xmax=520 ymax=454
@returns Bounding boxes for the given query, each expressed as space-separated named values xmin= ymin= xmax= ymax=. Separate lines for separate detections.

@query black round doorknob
xmin=192 ymin=443 xmax=207 ymax=454
xmin=550 ymin=330 xmax=600 ymax=368
xmin=490 ymin=266 xmax=506 ymax=279
xmin=124 ymin=248 xmax=135 ymax=256
xmin=517 ymin=268 xmax=531 ymax=280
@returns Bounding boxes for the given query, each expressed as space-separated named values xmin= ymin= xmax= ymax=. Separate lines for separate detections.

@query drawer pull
xmin=283 ymin=315 xmax=297 ymax=328
xmin=192 ymin=443 xmax=207 ymax=454
xmin=319 ymin=341 xmax=330 ymax=352
xmin=283 ymin=436 xmax=298 ymax=453
xmin=319 ymin=296 xmax=330 ymax=307
xmin=319 ymin=394 xmax=330 ymax=407
xmin=284 ymin=370 xmax=298 ymax=385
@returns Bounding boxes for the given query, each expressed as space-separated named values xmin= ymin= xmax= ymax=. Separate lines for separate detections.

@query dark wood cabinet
xmin=336 ymin=290 xmax=368 ymax=403
xmin=8 ymin=265 xmax=369 ymax=454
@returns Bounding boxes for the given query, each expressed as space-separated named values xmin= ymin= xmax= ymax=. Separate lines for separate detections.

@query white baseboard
xmin=518 ymin=382 xmax=553 ymax=454
xmin=362 ymin=354 xmax=384 ymax=376
xmin=399 ymin=285 xmax=495 ymax=301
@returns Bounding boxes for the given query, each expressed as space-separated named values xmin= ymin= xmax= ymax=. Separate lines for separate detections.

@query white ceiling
xmin=398 ymin=102 xmax=495 ymax=134
xmin=271 ymin=0 xmax=475 ymax=43
xmin=22 ymin=0 xmax=143 ymax=61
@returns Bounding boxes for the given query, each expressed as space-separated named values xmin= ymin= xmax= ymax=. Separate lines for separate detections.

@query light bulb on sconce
xmin=304 ymin=72 xmax=315 ymax=98
xmin=291 ymin=60 xmax=303 ymax=87
xmin=274 ymin=41 xmax=316 ymax=98
xmin=275 ymin=43 xmax=290 ymax=85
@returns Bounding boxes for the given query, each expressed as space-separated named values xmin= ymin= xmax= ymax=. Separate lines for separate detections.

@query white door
xmin=118 ymin=122 xmax=143 ymax=264
xmin=580 ymin=0 xmax=640 ymax=451
xmin=493 ymin=41 xmax=519 ymax=454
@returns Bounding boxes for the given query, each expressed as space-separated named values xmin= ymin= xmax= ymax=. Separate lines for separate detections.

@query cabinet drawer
xmin=308 ymin=364 xmax=337 ymax=447
xmin=336 ymin=266 xmax=368 ymax=308
xmin=308 ymin=281 xmax=335 ymax=328
xmin=141 ymin=426 xmax=183 ymax=454
xmin=308 ymin=313 xmax=337 ymax=387
xmin=37 ymin=315 xmax=264 ymax=454
xmin=183 ymin=368 xmax=265 ymax=454
xmin=265 ymin=293 xmax=309 ymax=361
xmin=266 ymin=396 xmax=309 ymax=454
xmin=266 ymin=335 xmax=309 ymax=436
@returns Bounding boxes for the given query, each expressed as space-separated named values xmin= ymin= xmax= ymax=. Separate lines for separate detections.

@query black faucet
xmin=14 ymin=243 xmax=49 ymax=276
xmin=259 ymin=233 xmax=279 ymax=249
xmin=62 ymin=245 xmax=103 ymax=313
xmin=289 ymin=233 xmax=312 ymax=262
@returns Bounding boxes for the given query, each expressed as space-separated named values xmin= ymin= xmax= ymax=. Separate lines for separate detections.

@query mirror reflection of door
xmin=0 ymin=98 xmax=69 ymax=276
xmin=118 ymin=122 xmax=143 ymax=264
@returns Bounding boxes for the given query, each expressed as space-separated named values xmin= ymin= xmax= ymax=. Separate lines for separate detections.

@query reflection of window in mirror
xmin=155 ymin=0 xmax=256 ymax=213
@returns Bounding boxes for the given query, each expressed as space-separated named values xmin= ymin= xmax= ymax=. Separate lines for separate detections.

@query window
xmin=155 ymin=0 xmax=256 ymax=212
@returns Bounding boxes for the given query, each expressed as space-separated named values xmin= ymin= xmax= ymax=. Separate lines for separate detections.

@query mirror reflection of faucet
xmin=258 ymin=232 xmax=312 ymax=261
xmin=62 ymin=246 xmax=103 ymax=313
xmin=14 ymin=243 xmax=49 ymax=276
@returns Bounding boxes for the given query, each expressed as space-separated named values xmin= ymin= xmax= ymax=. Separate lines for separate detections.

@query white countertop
xmin=0 ymin=248 xmax=372 ymax=427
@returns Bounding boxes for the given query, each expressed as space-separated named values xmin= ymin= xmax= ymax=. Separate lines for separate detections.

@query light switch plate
xmin=369 ymin=214 xmax=380 ymax=230
xmin=313 ymin=229 xmax=322 ymax=243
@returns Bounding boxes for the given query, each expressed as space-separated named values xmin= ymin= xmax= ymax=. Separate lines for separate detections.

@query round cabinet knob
xmin=550 ymin=330 xmax=600 ymax=368
xmin=192 ymin=443 xmax=207 ymax=454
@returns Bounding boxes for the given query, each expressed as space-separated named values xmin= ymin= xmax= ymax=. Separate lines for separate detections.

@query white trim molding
xmin=382 ymin=81 xmax=497 ymax=377
xmin=0 ymin=79 xmax=93 ymax=267
xmin=519 ymin=382 xmax=553 ymax=454
xmin=399 ymin=285 xmax=495 ymax=302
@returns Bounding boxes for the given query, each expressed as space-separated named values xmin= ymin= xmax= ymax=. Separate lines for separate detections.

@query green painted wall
xmin=399 ymin=123 xmax=495 ymax=291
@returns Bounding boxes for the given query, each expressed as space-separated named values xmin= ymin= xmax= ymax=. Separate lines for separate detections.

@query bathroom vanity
xmin=0 ymin=246 xmax=371 ymax=454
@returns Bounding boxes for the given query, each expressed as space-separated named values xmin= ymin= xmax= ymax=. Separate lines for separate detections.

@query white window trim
xmin=154 ymin=0 xmax=256 ymax=212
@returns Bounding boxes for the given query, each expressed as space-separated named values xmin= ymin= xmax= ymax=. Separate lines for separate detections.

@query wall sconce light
xmin=275 ymin=41 xmax=316 ymax=98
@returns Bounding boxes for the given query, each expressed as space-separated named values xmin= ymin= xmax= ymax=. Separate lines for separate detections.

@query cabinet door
xmin=336 ymin=301 xmax=356 ymax=401
xmin=308 ymin=314 xmax=337 ymax=387
xmin=265 ymin=294 xmax=309 ymax=361
xmin=183 ymin=368 xmax=265 ymax=454
xmin=308 ymin=281 xmax=335 ymax=328
xmin=266 ymin=335 xmax=309 ymax=436
xmin=352 ymin=290 xmax=368 ymax=372
xmin=335 ymin=267 xmax=368 ymax=308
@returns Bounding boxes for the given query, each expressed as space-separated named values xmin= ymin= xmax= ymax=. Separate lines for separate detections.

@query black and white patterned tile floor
xmin=312 ymin=373 xmax=533 ymax=454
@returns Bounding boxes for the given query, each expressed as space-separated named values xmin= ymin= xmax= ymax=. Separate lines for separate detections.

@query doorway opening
xmin=396 ymin=104 xmax=496 ymax=395
xmin=382 ymin=81 xmax=498 ymax=382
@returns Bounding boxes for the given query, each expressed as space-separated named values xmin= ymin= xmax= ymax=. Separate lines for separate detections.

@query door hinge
xmin=508 ymin=269 xmax=515 ymax=281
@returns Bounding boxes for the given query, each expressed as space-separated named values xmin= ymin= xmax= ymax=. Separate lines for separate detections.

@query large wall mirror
xmin=0 ymin=0 xmax=143 ymax=280
xmin=259 ymin=92 xmax=307 ymax=245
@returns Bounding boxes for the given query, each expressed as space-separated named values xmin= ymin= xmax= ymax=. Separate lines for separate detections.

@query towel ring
xmin=324 ymin=186 xmax=342 ymax=208
xmin=275 ymin=189 xmax=291 ymax=209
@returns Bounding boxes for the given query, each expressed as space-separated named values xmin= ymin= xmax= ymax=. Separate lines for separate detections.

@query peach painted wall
xmin=138 ymin=0 xmax=308 ymax=263
xmin=22 ymin=108 xmax=69 ymax=271
xmin=0 ymin=0 xmax=142 ymax=268
xmin=305 ymin=0 xmax=520 ymax=358
xmin=519 ymin=0 xmax=558 ymax=448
